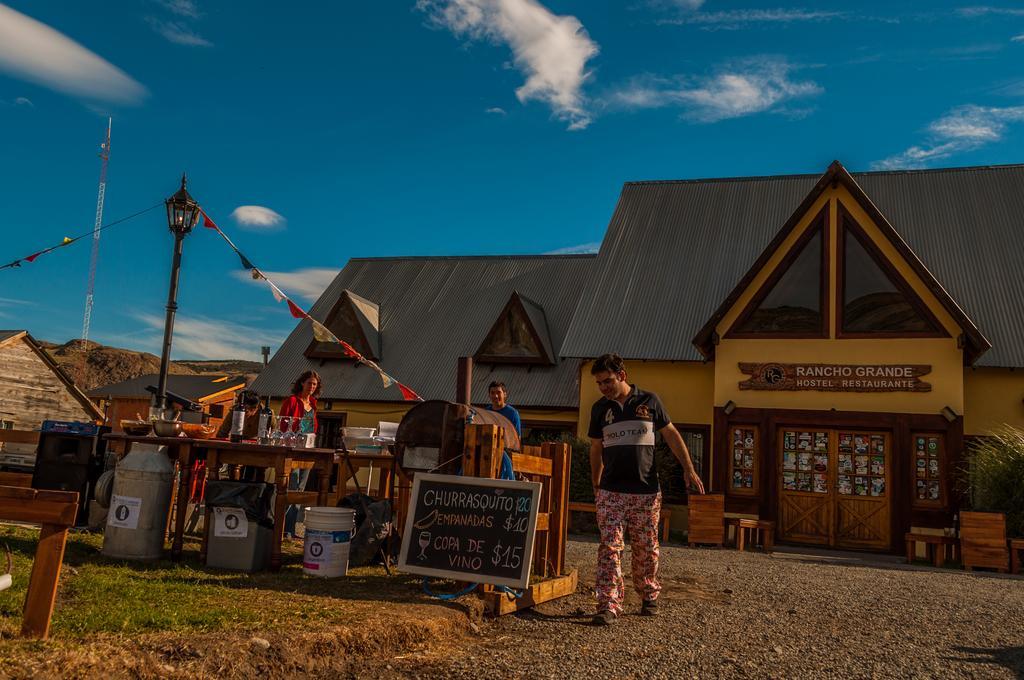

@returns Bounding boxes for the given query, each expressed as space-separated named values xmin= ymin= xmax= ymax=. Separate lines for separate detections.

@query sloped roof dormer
xmin=305 ymin=289 xmax=380 ymax=361
xmin=475 ymin=291 xmax=555 ymax=365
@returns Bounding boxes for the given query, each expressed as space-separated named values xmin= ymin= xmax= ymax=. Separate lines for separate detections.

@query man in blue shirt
xmin=487 ymin=381 xmax=520 ymax=480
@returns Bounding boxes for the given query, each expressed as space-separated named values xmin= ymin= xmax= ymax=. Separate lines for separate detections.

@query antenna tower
xmin=81 ymin=118 xmax=111 ymax=345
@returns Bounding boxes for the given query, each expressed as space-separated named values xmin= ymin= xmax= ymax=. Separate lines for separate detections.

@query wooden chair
xmin=960 ymin=511 xmax=1009 ymax=573
xmin=1009 ymin=538 xmax=1024 ymax=575
xmin=687 ymin=494 xmax=725 ymax=547
xmin=0 ymin=486 xmax=79 ymax=638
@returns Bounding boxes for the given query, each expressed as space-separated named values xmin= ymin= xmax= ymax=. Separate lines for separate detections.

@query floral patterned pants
xmin=594 ymin=489 xmax=662 ymax=615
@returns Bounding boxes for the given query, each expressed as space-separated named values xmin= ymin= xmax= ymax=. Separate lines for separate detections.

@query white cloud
xmin=658 ymin=8 xmax=847 ymax=29
xmin=230 ymin=205 xmax=286 ymax=230
xmin=14 ymin=96 xmax=32 ymax=107
xmin=156 ymin=0 xmax=201 ymax=18
xmin=608 ymin=59 xmax=822 ymax=122
xmin=0 ymin=4 xmax=146 ymax=105
xmin=872 ymin=105 xmax=1024 ymax=170
xmin=134 ymin=312 xmax=287 ymax=361
xmin=1013 ymin=34 xmax=1024 ymax=42
xmin=417 ymin=0 xmax=599 ymax=130
xmin=647 ymin=0 xmax=705 ymax=8
xmin=147 ymin=18 xmax=212 ymax=47
xmin=545 ymin=241 xmax=600 ymax=254
xmin=233 ymin=267 xmax=337 ymax=302
xmin=956 ymin=6 xmax=1024 ymax=18
xmin=485 ymin=106 xmax=507 ymax=115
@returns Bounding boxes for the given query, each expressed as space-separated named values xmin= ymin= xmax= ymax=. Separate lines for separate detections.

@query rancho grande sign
xmin=739 ymin=362 xmax=932 ymax=393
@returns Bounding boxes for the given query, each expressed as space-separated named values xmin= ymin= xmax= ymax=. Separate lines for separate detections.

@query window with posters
xmin=911 ymin=433 xmax=944 ymax=507
xmin=729 ymin=426 xmax=758 ymax=495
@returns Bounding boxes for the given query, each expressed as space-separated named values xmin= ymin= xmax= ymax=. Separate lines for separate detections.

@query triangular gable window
xmin=839 ymin=210 xmax=945 ymax=335
xmin=730 ymin=211 xmax=828 ymax=336
xmin=475 ymin=291 xmax=555 ymax=365
xmin=305 ymin=289 xmax=380 ymax=361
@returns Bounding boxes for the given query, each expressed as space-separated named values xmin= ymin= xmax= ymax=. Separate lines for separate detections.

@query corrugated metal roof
xmin=561 ymin=164 xmax=1024 ymax=368
xmin=250 ymin=255 xmax=594 ymax=408
xmin=88 ymin=374 xmax=244 ymax=400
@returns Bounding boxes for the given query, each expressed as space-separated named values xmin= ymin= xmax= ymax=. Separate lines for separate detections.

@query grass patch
xmin=0 ymin=524 xmax=457 ymax=639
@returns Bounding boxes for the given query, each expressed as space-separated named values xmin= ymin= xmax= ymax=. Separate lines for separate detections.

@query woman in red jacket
xmin=279 ymin=370 xmax=320 ymax=435
xmin=282 ymin=370 xmax=321 ymax=537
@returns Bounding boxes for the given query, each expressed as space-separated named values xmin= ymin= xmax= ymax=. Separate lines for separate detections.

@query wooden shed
xmin=0 ymin=331 xmax=103 ymax=429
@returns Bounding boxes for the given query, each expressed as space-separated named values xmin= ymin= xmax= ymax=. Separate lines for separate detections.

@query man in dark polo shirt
xmin=587 ymin=353 xmax=704 ymax=625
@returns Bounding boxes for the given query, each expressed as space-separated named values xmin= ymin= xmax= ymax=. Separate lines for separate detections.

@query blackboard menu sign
xmin=398 ymin=473 xmax=541 ymax=589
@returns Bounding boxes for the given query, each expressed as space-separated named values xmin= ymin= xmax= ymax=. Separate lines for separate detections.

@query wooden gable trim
xmin=475 ymin=291 xmax=555 ymax=366
xmin=0 ymin=331 xmax=27 ymax=351
xmin=835 ymin=202 xmax=949 ymax=340
xmin=692 ymin=160 xmax=990 ymax=364
xmin=196 ymin=382 xmax=248 ymax=404
xmin=724 ymin=205 xmax=830 ymax=340
xmin=18 ymin=334 xmax=104 ymax=421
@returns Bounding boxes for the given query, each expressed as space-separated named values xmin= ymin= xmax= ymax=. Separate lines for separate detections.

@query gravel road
xmin=358 ymin=537 xmax=1024 ymax=679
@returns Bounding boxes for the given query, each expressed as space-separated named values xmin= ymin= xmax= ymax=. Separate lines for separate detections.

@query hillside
xmin=41 ymin=339 xmax=262 ymax=391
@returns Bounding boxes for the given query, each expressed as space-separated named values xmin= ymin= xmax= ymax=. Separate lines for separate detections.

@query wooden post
xmin=456 ymin=357 xmax=472 ymax=406
xmin=545 ymin=441 xmax=570 ymax=577
xmin=477 ymin=424 xmax=502 ymax=480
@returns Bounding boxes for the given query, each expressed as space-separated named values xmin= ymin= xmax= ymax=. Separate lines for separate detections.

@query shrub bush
xmin=966 ymin=425 xmax=1024 ymax=537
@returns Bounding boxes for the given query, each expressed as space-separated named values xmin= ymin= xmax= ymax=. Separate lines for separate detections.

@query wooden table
xmin=736 ymin=519 xmax=775 ymax=553
xmin=104 ymin=433 xmax=199 ymax=562
xmin=904 ymin=532 xmax=959 ymax=567
xmin=194 ymin=440 xmax=334 ymax=571
xmin=333 ymin=450 xmax=395 ymax=504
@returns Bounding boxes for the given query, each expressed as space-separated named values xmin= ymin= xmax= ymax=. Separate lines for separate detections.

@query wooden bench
xmin=568 ymin=501 xmax=673 ymax=542
xmin=737 ymin=519 xmax=775 ymax=553
xmin=0 ymin=485 xmax=80 ymax=638
xmin=960 ymin=511 xmax=1009 ymax=573
xmin=1010 ymin=538 xmax=1024 ymax=575
xmin=904 ymin=532 xmax=959 ymax=567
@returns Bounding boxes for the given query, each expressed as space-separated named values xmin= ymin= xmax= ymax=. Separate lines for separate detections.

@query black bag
xmin=205 ymin=481 xmax=276 ymax=528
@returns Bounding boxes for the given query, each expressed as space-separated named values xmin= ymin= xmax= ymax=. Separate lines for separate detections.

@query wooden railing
xmin=0 ymin=485 xmax=79 ymax=638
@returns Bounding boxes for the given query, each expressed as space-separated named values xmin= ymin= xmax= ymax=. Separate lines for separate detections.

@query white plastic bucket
xmin=302 ymin=506 xmax=356 ymax=577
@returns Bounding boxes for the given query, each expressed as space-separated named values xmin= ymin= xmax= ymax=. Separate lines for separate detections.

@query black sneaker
xmin=591 ymin=609 xmax=617 ymax=626
xmin=640 ymin=599 xmax=659 ymax=616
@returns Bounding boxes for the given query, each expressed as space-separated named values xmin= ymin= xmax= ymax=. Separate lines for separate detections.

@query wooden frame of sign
xmin=398 ymin=473 xmax=542 ymax=589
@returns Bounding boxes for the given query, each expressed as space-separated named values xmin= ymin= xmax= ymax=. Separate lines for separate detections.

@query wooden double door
xmin=777 ymin=428 xmax=891 ymax=550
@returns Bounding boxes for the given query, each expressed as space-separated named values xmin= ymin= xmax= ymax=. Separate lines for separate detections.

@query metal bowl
xmin=120 ymin=419 xmax=153 ymax=436
xmin=152 ymin=420 xmax=183 ymax=437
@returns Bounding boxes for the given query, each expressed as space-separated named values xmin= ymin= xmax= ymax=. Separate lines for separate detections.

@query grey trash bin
xmin=205 ymin=481 xmax=275 ymax=572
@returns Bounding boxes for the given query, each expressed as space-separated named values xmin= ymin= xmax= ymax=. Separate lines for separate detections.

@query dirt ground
xmin=3 ymin=535 xmax=1022 ymax=679
xmin=357 ymin=537 xmax=1024 ymax=679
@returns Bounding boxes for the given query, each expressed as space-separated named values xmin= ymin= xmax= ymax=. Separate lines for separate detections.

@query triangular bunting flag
xmin=287 ymin=299 xmax=308 ymax=319
xmin=339 ymin=340 xmax=361 ymax=359
xmin=62 ymin=237 xmax=73 ymax=245
xmin=311 ymin=320 xmax=338 ymax=344
xmin=202 ymin=210 xmax=218 ymax=230
xmin=397 ymin=383 xmax=421 ymax=402
xmin=268 ymin=281 xmax=285 ymax=302
xmin=238 ymin=252 xmax=255 ymax=270
xmin=380 ymin=373 xmax=395 ymax=389
xmin=251 ymin=268 xmax=264 ymax=281
xmin=24 ymin=251 xmax=44 ymax=263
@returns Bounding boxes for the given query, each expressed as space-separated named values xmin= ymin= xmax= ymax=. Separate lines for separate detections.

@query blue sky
xmin=0 ymin=0 xmax=1021 ymax=360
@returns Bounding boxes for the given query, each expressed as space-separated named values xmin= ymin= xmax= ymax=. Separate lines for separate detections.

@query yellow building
xmin=563 ymin=161 xmax=1024 ymax=552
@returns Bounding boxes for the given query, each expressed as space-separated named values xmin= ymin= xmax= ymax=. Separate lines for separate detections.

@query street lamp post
xmin=154 ymin=174 xmax=200 ymax=414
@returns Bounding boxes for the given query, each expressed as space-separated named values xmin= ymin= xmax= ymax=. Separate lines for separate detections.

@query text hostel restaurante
xmin=254 ymin=160 xmax=1024 ymax=554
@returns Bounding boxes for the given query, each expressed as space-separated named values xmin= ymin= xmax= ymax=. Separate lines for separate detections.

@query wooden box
xmin=960 ymin=511 xmax=1009 ymax=572
xmin=688 ymin=494 xmax=725 ymax=547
